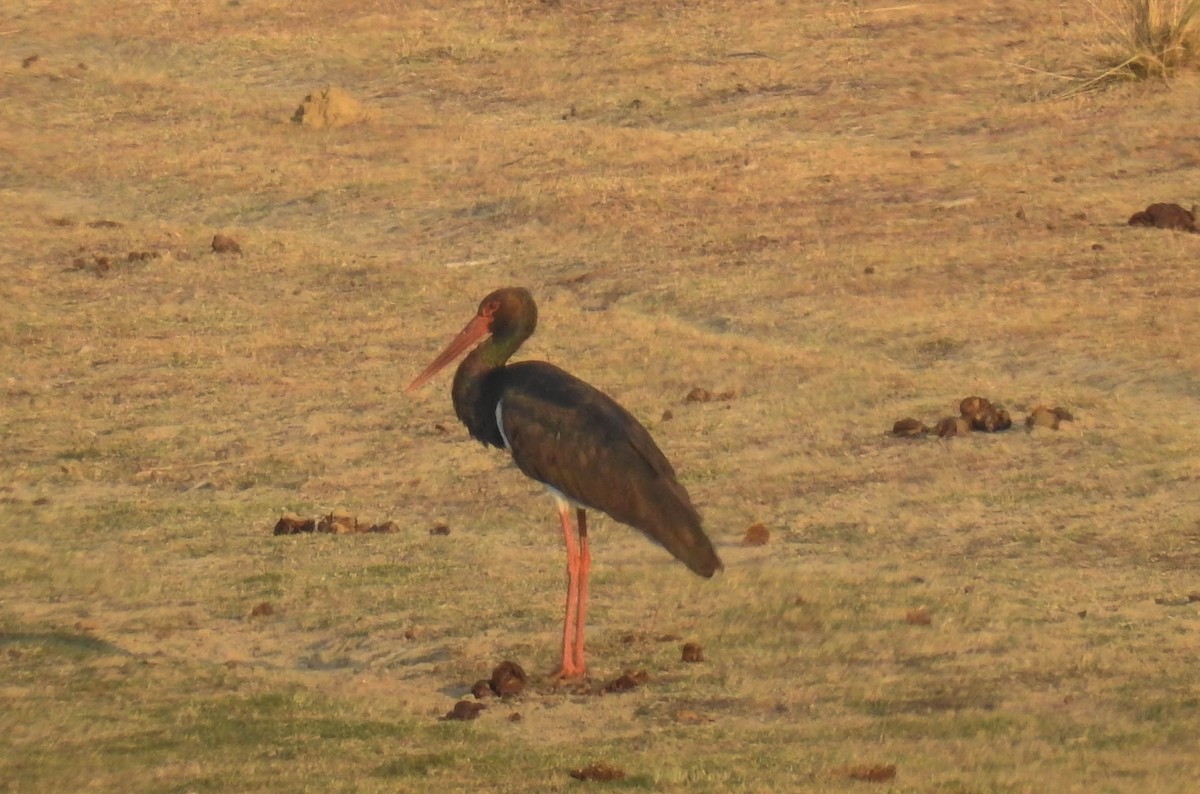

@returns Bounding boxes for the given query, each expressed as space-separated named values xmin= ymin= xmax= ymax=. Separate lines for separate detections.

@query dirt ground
xmin=2 ymin=1 xmax=1199 ymax=791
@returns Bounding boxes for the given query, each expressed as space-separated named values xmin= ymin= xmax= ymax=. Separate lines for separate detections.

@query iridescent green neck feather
xmin=450 ymin=287 xmax=538 ymax=444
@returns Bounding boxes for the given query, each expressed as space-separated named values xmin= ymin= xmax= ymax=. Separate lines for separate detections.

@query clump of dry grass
xmin=1069 ymin=0 xmax=1200 ymax=93
xmin=1110 ymin=0 xmax=1200 ymax=75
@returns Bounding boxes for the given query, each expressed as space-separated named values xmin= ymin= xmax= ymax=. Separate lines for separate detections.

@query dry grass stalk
xmin=1063 ymin=0 xmax=1200 ymax=94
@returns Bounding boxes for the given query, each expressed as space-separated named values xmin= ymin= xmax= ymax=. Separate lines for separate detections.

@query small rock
xmin=681 ymin=642 xmax=705 ymax=663
xmin=471 ymin=680 xmax=495 ymax=699
xmin=22 ymin=54 xmax=40 ymax=68
xmin=507 ymin=712 xmax=523 ymax=723
xmin=429 ymin=523 xmax=451 ymax=536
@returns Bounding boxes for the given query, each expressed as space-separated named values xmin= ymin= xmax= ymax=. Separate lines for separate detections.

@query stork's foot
xmin=549 ymin=663 xmax=588 ymax=682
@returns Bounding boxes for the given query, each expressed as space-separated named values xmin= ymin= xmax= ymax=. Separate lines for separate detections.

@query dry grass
xmin=1110 ymin=0 xmax=1200 ymax=74
xmin=3 ymin=0 xmax=1200 ymax=791
xmin=1058 ymin=0 xmax=1200 ymax=94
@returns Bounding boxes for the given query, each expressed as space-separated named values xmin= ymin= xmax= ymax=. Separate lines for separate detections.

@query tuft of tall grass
xmin=1112 ymin=0 xmax=1200 ymax=76
xmin=1074 ymin=0 xmax=1200 ymax=92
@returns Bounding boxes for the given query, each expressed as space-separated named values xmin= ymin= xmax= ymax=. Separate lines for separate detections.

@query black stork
xmin=405 ymin=287 xmax=722 ymax=679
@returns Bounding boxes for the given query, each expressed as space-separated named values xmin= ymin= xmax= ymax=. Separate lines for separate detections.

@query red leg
xmin=553 ymin=498 xmax=585 ymax=679
xmin=573 ymin=508 xmax=591 ymax=674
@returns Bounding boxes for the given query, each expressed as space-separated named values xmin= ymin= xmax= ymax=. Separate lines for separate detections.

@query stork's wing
xmin=494 ymin=362 xmax=721 ymax=577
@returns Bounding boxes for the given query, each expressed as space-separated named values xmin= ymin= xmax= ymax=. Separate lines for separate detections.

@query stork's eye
xmin=482 ymin=300 xmax=501 ymax=316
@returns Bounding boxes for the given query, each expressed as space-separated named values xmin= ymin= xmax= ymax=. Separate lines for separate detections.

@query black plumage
xmin=407 ymin=286 xmax=722 ymax=676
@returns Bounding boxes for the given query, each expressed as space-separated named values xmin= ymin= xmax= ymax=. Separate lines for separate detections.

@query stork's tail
xmin=637 ymin=479 xmax=723 ymax=577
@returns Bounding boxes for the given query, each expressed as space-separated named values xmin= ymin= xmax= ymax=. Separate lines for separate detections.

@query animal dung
xmin=569 ymin=762 xmax=626 ymax=782
xmin=905 ymin=606 xmax=932 ymax=626
xmin=318 ymin=512 xmax=359 ymax=534
xmin=934 ymin=416 xmax=970 ymax=438
xmin=892 ymin=396 xmax=1059 ymax=440
xmin=838 ymin=764 xmax=898 ymax=783
xmin=211 ymin=234 xmax=242 ymax=254
xmin=271 ymin=513 xmax=400 ymax=535
xmin=741 ymin=522 xmax=770 ymax=546
xmin=684 ymin=386 xmax=735 ymax=403
xmin=958 ymin=396 xmax=991 ymax=421
xmin=428 ymin=523 xmax=451 ymax=536
xmin=1026 ymin=406 xmax=1074 ymax=430
xmin=1154 ymin=593 xmax=1200 ymax=607
xmin=674 ymin=708 xmax=712 ymax=724
xmin=489 ymin=660 xmax=527 ymax=697
xmin=273 ymin=514 xmax=316 ymax=535
xmin=249 ymin=602 xmax=274 ymax=618
xmin=971 ymin=406 xmax=1012 ymax=432
xmin=470 ymin=680 xmax=495 ymax=699
xmin=681 ymin=642 xmax=705 ymax=663
xmin=443 ymin=700 xmax=485 ymax=721
xmin=1128 ymin=202 xmax=1196 ymax=232
xmin=68 ymin=249 xmax=162 ymax=276
xmin=292 ymin=86 xmax=369 ymax=128
xmin=601 ymin=670 xmax=649 ymax=694
xmin=892 ymin=418 xmax=928 ymax=437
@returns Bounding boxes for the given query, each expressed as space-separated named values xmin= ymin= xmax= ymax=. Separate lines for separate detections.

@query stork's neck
xmin=451 ymin=325 xmax=531 ymax=445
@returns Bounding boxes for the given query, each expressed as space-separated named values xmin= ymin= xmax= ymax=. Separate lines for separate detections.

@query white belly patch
xmin=495 ymin=399 xmax=511 ymax=450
